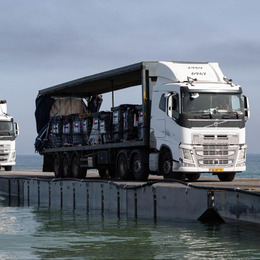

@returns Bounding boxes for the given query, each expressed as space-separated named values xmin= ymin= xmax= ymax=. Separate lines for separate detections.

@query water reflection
xmin=1 ymin=195 xmax=260 ymax=259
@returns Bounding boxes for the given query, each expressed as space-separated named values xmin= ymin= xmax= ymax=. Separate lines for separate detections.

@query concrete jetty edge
xmin=0 ymin=174 xmax=260 ymax=224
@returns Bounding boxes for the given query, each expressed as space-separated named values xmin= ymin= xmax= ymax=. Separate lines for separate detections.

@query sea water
xmin=0 ymin=154 xmax=259 ymax=259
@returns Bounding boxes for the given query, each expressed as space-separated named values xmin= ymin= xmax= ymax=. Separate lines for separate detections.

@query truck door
xmin=154 ymin=93 xmax=167 ymax=138
xmin=165 ymin=92 xmax=180 ymax=160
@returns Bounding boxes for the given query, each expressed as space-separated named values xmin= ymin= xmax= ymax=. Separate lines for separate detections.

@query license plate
xmin=210 ymin=168 xmax=224 ymax=172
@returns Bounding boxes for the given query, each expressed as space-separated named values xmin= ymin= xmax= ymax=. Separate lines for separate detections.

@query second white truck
xmin=0 ymin=100 xmax=19 ymax=171
xmin=35 ymin=61 xmax=250 ymax=181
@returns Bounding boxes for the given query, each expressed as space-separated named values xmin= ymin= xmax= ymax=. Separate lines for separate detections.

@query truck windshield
xmin=182 ymin=92 xmax=244 ymax=115
xmin=0 ymin=121 xmax=14 ymax=136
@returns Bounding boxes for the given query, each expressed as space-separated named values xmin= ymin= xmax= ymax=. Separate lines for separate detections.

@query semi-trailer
xmin=35 ymin=61 xmax=250 ymax=181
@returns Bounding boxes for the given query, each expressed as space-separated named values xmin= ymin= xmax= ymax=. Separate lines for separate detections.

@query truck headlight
xmin=236 ymin=146 xmax=246 ymax=167
xmin=183 ymin=149 xmax=193 ymax=162
xmin=11 ymin=151 xmax=16 ymax=160
xmin=238 ymin=148 xmax=246 ymax=161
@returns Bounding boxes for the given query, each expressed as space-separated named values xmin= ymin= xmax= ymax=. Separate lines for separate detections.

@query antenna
xmin=223 ymin=77 xmax=235 ymax=87
xmin=187 ymin=77 xmax=197 ymax=86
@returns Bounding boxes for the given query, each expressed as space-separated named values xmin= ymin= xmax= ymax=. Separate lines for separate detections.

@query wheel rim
xmin=53 ymin=155 xmax=60 ymax=178
xmin=163 ymin=160 xmax=172 ymax=175
xmin=161 ymin=152 xmax=173 ymax=178
xmin=71 ymin=156 xmax=79 ymax=178
xmin=119 ymin=156 xmax=127 ymax=174
xmin=133 ymin=155 xmax=141 ymax=177
xmin=118 ymin=154 xmax=128 ymax=179
xmin=63 ymin=156 xmax=70 ymax=178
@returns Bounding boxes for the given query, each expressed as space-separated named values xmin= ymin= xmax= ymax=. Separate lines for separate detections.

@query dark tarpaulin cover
xmin=35 ymin=95 xmax=55 ymax=134
xmin=34 ymin=95 xmax=54 ymax=151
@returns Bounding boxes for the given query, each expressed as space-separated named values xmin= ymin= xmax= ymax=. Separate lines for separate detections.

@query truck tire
xmin=186 ymin=173 xmax=201 ymax=181
xmin=117 ymin=152 xmax=133 ymax=180
xmin=4 ymin=166 xmax=12 ymax=171
xmin=62 ymin=153 xmax=71 ymax=178
xmin=71 ymin=154 xmax=86 ymax=179
xmin=53 ymin=153 xmax=62 ymax=178
xmin=131 ymin=151 xmax=149 ymax=181
xmin=160 ymin=151 xmax=174 ymax=178
xmin=217 ymin=172 xmax=236 ymax=181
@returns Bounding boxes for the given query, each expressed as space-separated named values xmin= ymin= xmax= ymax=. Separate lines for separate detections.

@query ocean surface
xmin=0 ymin=154 xmax=259 ymax=259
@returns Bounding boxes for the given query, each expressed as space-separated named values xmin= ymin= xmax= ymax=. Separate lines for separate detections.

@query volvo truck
xmin=0 ymin=100 xmax=19 ymax=171
xmin=35 ymin=61 xmax=249 ymax=181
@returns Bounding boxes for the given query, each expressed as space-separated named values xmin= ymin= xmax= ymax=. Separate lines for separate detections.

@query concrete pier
xmin=0 ymin=170 xmax=260 ymax=224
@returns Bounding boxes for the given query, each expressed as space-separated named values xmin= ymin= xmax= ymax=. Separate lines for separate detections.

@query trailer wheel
xmin=53 ymin=153 xmax=62 ymax=178
xmin=117 ymin=152 xmax=132 ymax=180
xmin=131 ymin=151 xmax=149 ymax=181
xmin=62 ymin=153 xmax=71 ymax=178
xmin=160 ymin=151 xmax=174 ymax=178
xmin=217 ymin=172 xmax=236 ymax=181
xmin=71 ymin=154 xmax=86 ymax=179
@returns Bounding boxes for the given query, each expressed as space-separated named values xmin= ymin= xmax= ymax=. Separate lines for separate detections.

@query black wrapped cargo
xmin=71 ymin=114 xmax=83 ymax=145
xmin=136 ymin=105 xmax=144 ymax=140
xmin=122 ymin=105 xmax=138 ymax=142
xmin=61 ymin=116 xmax=72 ymax=146
xmin=81 ymin=113 xmax=92 ymax=145
xmin=48 ymin=116 xmax=63 ymax=147
xmin=88 ymin=113 xmax=101 ymax=145
xmin=99 ymin=111 xmax=112 ymax=144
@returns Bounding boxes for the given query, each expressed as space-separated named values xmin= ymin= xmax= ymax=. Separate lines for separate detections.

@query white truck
xmin=0 ymin=100 xmax=19 ymax=171
xmin=35 ymin=61 xmax=249 ymax=181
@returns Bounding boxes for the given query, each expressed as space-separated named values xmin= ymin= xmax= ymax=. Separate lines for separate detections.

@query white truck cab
xmin=0 ymin=100 xmax=19 ymax=171
xmin=150 ymin=62 xmax=249 ymax=181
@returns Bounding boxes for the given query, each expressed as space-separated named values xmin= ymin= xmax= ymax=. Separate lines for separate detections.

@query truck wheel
xmin=4 ymin=166 xmax=12 ymax=171
xmin=217 ymin=172 xmax=236 ymax=181
xmin=186 ymin=173 xmax=201 ymax=181
xmin=62 ymin=153 xmax=71 ymax=178
xmin=160 ymin=151 xmax=174 ymax=178
xmin=53 ymin=153 xmax=62 ymax=178
xmin=117 ymin=153 xmax=132 ymax=180
xmin=131 ymin=151 xmax=149 ymax=181
xmin=71 ymin=154 xmax=86 ymax=179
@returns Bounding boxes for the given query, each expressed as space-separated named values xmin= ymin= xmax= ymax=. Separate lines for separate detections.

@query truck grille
xmin=195 ymin=145 xmax=237 ymax=167
xmin=0 ymin=145 xmax=10 ymax=162
xmin=193 ymin=134 xmax=239 ymax=145
xmin=192 ymin=134 xmax=238 ymax=167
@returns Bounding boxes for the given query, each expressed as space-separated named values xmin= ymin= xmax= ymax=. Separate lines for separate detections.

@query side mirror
xmin=14 ymin=122 xmax=19 ymax=137
xmin=243 ymin=95 xmax=250 ymax=121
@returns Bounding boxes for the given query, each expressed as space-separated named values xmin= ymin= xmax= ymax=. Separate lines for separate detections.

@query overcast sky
xmin=1 ymin=0 xmax=260 ymax=155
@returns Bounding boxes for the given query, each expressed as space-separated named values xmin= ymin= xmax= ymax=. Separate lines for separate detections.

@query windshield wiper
xmin=222 ymin=112 xmax=239 ymax=119
xmin=201 ymin=113 xmax=212 ymax=119
xmin=0 ymin=132 xmax=11 ymax=136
